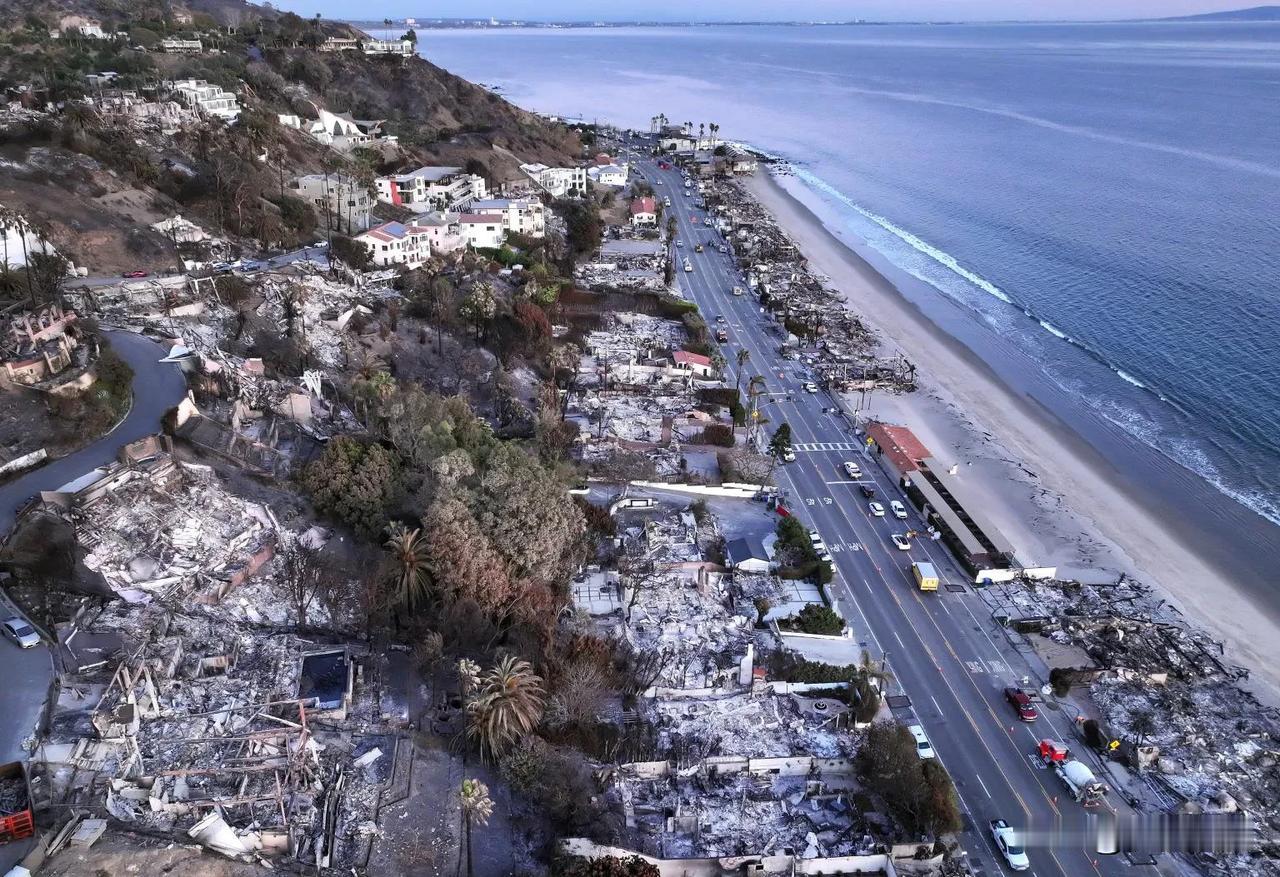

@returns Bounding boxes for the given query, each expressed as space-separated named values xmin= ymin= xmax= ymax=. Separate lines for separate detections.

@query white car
xmin=891 ymin=533 xmax=911 ymax=551
xmin=2 ymin=617 xmax=40 ymax=649
xmin=802 ymin=382 xmax=819 ymax=393
xmin=869 ymin=502 xmax=885 ymax=517
xmin=781 ymin=448 xmax=796 ymax=463
xmin=808 ymin=531 xmax=830 ymax=559
xmin=990 ymin=819 xmax=1030 ymax=871
xmin=908 ymin=724 xmax=935 ymax=759
xmin=890 ymin=500 xmax=908 ymax=519
xmin=676 ymin=239 xmax=684 ymax=247
xmin=843 ymin=461 xmax=862 ymax=479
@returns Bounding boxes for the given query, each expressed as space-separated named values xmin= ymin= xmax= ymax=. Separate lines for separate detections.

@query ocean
xmin=417 ymin=23 xmax=1280 ymax=586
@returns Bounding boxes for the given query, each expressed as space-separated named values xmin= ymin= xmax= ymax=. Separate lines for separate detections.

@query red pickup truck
xmin=1004 ymin=687 xmax=1039 ymax=722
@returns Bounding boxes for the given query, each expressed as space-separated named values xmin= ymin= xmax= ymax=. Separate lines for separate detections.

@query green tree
xmin=301 ymin=436 xmax=400 ymax=538
xmin=468 ymin=655 xmax=545 ymax=758
xmin=788 ymin=604 xmax=844 ymax=636
xmin=383 ymin=523 xmax=430 ymax=612
xmin=734 ymin=348 xmax=750 ymax=394
xmin=768 ymin=422 xmax=793 ymax=459
xmin=857 ymin=723 xmax=962 ymax=838
xmin=330 ymin=234 xmax=371 ymax=270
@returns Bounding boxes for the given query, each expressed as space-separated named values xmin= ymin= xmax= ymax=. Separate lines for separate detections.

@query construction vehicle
xmin=0 ymin=761 xmax=34 ymax=843
xmin=911 ymin=561 xmax=938 ymax=592
xmin=1038 ymin=739 xmax=1107 ymax=805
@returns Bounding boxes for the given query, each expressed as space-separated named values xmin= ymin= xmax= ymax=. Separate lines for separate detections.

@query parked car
xmin=311 ymin=240 xmax=329 ymax=249
xmin=869 ymin=502 xmax=886 ymax=517
xmin=1004 ymin=687 xmax=1040 ymax=722
xmin=121 ymin=270 xmax=148 ymax=278
xmin=808 ymin=531 xmax=830 ymax=559
xmin=781 ymin=448 xmax=796 ymax=463
xmin=908 ymin=724 xmax=935 ymax=759
xmin=2 ymin=617 xmax=40 ymax=649
xmin=990 ymin=819 xmax=1030 ymax=871
xmin=843 ymin=461 xmax=862 ymax=479
xmin=890 ymin=500 xmax=908 ymax=519
xmin=676 ymin=239 xmax=684 ymax=248
xmin=891 ymin=533 xmax=911 ymax=551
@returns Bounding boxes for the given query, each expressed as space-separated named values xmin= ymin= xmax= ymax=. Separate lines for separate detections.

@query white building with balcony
xmin=458 ymin=214 xmax=506 ymax=250
xmin=587 ymin=163 xmax=629 ymax=187
xmin=375 ymin=166 xmax=486 ymax=212
xmin=356 ymin=221 xmax=431 ymax=270
xmin=520 ymin=163 xmax=588 ymax=198
xmin=170 ymin=79 xmax=239 ymax=123
xmin=362 ymin=38 xmax=414 ymax=56
xmin=467 ymin=198 xmax=545 ymax=239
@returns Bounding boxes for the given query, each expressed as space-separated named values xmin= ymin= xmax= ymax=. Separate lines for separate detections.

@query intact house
xmin=290 ymin=173 xmax=373 ymax=234
xmin=169 ymin=79 xmax=239 ymax=123
xmin=587 ymin=163 xmax=629 ymax=187
xmin=280 ymin=107 xmax=389 ymax=153
xmin=159 ymin=38 xmax=203 ymax=53
xmin=362 ymin=38 xmax=414 ymax=56
xmin=725 ymin=535 xmax=774 ymax=574
xmin=355 ymin=221 xmax=430 ymax=270
xmin=458 ymin=214 xmax=505 ymax=250
xmin=671 ymin=350 xmax=715 ymax=379
xmin=467 ymin=198 xmax=546 ymax=238
xmin=520 ymin=162 xmax=587 ymax=198
xmin=413 ymin=211 xmax=467 ymax=254
xmin=1 ymin=304 xmax=80 ymax=388
xmin=375 ymin=166 xmax=486 ymax=212
xmin=630 ymin=196 xmax=657 ymax=227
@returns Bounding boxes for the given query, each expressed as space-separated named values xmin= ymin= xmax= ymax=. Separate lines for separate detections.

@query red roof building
xmin=630 ymin=196 xmax=656 ymax=216
xmin=865 ymin=421 xmax=932 ymax=482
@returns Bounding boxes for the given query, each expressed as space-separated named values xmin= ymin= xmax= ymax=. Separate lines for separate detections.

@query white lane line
xmin=938 ymin=600 xmax=954 ymax=616
xmin=975 ymin=773 xmax=993 ymax=799
xmin=893 ymin=630 xmax=905 ymax=648
xmin=931 ymin=695 xmax=944 ymax=715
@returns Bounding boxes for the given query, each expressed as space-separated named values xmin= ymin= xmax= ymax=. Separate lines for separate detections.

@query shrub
xmin=695 ymin=423 xmax=734 ymax=447
xmin=767 ymin=651 xmax=856 ymax=684
xmin=784 ymin=604 xmax=844 ymax=636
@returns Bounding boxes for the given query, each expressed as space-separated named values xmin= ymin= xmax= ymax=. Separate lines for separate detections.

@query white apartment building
xmin=169 ymin=79 xmax=240 ymax=123
xmin=290 ymin=173 xmax=373 ymax=234
xmin=466 ymin=198 xmax=546 ymax=239
xmin=458 ymin=214 xmax=505 ymax=250
xmin=375 ymin=166 xmax=486 ymax=212
xmin=520 ymin=163 xmax=588 ymax=198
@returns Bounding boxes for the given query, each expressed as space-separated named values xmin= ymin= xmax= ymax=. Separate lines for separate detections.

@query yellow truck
xmin=912 ymin=561 xmax=939 ymax=592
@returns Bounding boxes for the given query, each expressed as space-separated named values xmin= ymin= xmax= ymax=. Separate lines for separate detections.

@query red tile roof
xmin=673 ymin=350 xmax=712 ymax=368
xmin=865 ymin=422 xmax=931 ymax=474
xmin=458 ymin=214 xmax=501 ymax=225
xmin=630 ymin=196 xmax=656 ymax=215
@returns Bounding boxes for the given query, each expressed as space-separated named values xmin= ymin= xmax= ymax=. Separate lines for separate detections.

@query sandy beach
xmin=744 ymin=168 xmax=1280 ymax=704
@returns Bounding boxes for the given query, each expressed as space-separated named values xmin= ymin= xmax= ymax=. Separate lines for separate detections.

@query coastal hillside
xmin=1158 ymin=5 xmax=1280 ymax=20
xmin=0 ymin=0 xmax=578 ymax=269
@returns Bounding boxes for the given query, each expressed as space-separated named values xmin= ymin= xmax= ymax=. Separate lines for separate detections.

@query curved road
xmin=0 ymin=331 xmax=186 ymax=764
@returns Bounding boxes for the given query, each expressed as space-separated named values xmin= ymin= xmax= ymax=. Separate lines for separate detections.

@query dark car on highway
xmin=1004 ymin=687 xmax=1039 ymax=722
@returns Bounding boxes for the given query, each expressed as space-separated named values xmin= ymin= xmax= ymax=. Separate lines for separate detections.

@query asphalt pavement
xmin=634 ymin=145 xmax=1158 ymax=877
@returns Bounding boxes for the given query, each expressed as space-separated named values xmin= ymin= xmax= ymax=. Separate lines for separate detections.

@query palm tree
xmin=698 ymin=122 xmax=705 ymax=149
xmin=383 ymin=522 xmax=430 ymax=611
xmin=734 ymin=348 xmax=751 ymax=394
xmin=710 ymin=122 xmax=720 ymax=151
xmin=459 ymin=778 xmax=493 ymax=877
xmin=467 ymin=655 xmax=544 ymax=759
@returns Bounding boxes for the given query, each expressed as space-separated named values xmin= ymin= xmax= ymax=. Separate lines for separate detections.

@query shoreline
xmin=742 ymin=166 xmax=1280 ymax=704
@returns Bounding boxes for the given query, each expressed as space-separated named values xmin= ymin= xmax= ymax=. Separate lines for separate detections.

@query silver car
xmin=2 ymin=617 xmax=40 ymax=649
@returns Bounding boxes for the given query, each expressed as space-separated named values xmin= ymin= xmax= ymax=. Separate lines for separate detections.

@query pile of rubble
xmin=34 ymin=446 xmax=389 ymax=870
xmin=576 ymin=236 xmax=668 ymax=292
xmin=985 ymin=575 xmax=1280 ymax=856
xmin=705 ymin=176 xmax=916 ymax=394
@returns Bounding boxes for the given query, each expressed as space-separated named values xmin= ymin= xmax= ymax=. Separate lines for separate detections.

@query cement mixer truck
xmin=1038 ymin=739 xmax=1107 ymax=805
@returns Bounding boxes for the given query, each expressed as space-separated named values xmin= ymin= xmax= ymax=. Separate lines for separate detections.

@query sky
xmin=273 ymin=1 xmax=1262 ymax=23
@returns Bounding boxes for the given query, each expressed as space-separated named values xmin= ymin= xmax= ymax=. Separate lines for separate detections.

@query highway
xmin=630 ymin=140 xmax=1155 ymax=877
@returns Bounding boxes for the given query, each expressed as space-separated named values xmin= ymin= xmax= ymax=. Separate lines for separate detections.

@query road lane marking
xmin=893 ymin=631 xmax=905 ymax=648
xmin=976 ymin=773 xmax=993 ymax=799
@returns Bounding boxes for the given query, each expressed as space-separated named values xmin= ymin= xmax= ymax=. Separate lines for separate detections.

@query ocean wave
xmin=775 ymin=160 xmax=1280 ymax=527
